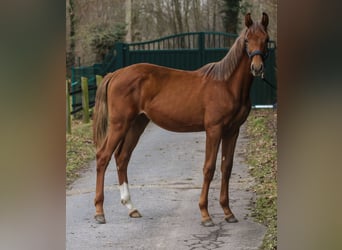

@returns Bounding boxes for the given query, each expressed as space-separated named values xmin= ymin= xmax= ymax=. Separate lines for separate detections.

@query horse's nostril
xmin=260 ymin=63 xmax=264 ymax=71
xmin=250 ymin=62 xmax=264 ymax=76
xmin=251 ymin=63 xmax=263 ymax=72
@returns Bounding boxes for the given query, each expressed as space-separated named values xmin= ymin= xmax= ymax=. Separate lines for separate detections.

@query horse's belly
xmin=143 ymin=108 xmax=205 ymax=133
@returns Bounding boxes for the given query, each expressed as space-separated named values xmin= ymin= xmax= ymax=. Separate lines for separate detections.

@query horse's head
xmin=244 ymin=13 xmax=269 ymax=77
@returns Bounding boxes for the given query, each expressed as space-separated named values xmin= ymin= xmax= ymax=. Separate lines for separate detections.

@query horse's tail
xmin=93 ymin=73 xmax=113 ymax=149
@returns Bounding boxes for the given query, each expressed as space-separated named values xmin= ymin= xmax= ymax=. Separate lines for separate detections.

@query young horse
xmin=93 ymin=13 xmax=270 ymax=226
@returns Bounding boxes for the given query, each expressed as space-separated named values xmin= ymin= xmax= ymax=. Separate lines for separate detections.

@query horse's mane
xmin=198 ymin=29 xmax=247 ymax=81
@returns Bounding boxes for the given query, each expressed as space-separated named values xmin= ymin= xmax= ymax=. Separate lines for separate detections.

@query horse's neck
xmin=227 ymin=55 xmax=253 ymax=104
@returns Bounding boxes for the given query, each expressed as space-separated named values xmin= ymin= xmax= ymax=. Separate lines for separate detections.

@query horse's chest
xmin=224 ymin=104 xmax=250 ymax=129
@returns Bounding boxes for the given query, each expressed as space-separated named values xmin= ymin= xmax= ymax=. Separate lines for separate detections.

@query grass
xmin=246 ymin=109 xmax=277 ymax=249
xmin=66 ymin=119 xmax=95 ymax=188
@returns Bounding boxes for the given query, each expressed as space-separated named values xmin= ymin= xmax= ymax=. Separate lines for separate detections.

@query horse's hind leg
xmin=114 ymin=114 xmax=150 ymax=218
xmin=94 ymin=118 xmax=132 ymax=224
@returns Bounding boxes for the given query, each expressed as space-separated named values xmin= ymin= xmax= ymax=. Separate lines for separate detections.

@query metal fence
xmin=71 ymin=32 xmax=277 ymax=113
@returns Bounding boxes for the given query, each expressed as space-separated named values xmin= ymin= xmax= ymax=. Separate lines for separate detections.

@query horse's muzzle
xmin=250 ymin=62 xmax=264 ymax=77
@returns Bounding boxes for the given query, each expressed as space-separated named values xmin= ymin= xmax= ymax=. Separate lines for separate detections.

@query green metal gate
xmin=71 ymin=32 xmax=276 ymax=112
xmin=113 ymin=32 xmax=276 ymax=106
xmin=114 ymin=32 xmax=238 ymax=70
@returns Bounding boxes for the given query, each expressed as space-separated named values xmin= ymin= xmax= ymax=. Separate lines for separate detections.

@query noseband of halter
xmin=247 ymin=49 xmax=267 ymax=59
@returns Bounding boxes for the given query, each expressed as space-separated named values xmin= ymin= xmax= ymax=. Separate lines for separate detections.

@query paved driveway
xmin=66 ymin=123 xmax=266 ymax=249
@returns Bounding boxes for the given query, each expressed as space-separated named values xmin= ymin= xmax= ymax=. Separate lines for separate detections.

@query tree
xmin=66 ymin=0 xmax=277 ymax=70
xmin=89 ymin=23 xmax=126 ymax=62
xmin=125 ymin=0 xmax=132 ymax=42
xmin=66 ymin=0 xmax=76 ymax=76
xmin=220 ymin=0 xmax=241 ymax=34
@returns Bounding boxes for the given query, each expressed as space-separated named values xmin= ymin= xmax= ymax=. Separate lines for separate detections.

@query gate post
xmin=96 ymin=75 xmax=103 ymax=88
xmin=198 ymin=32 xmax=205 ymax=66
xmin=115 ymin=42 xmax=128 ymax=70
xmin=81 ymin=77 xmax=90 ymax=123
xmin=66 ymin=79 xmax=71 ymax=134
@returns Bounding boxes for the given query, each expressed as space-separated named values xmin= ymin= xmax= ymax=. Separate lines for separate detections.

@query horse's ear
xmin=261 ymin=12 xmax=269 ymax=29
xmin=245 ymin=13 xmax=253 ymax=28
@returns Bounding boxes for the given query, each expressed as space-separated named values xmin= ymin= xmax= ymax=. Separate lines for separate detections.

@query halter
xmin=245 ymin=37 xmax=269 ymax=60
xmin=246 ymin=47 xmax=268 ymax=60
xmin=245 ymin=41 xmax=275 ymax=88
xmin=244 ymin=36 xmax=269 ymax=77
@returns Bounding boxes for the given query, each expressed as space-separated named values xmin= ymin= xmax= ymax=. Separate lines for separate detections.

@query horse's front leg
xmin=220 ymin=129 xmax=240 ymax=223
xmin=199 ymin=125 xmax=222 ymax=227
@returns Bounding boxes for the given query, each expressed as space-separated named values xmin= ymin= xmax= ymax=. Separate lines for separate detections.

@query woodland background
xmin=66 ymin=0 xmax=277 ymax=77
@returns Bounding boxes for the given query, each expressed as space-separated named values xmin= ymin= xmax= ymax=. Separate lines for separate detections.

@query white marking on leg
xmin=119 ymin=182 xmax=135 ymax=210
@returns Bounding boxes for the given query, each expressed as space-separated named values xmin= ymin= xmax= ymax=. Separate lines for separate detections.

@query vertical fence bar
xmin=198 ymin=32 xmax=205 ymax=67
xmin=115 ymin=43 xmax=125 ymax=69
xmin=96 ymin=75 xmax=103 ymax=88
xmin=66 ymin=79 xmax=71 ymax=134
xmin=81 ymin=77 xmax=90 ymax=123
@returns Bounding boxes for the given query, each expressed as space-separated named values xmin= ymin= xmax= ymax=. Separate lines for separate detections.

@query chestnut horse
xmin=93 ymin=13 xmax=270 ymax=226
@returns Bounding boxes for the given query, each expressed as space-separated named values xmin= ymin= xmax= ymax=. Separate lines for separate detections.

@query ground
xmin=66 ymin=123 xmax=266 ymax=250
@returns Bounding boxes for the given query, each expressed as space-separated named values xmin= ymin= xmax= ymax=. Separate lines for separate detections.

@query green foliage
xmin=220 ymin=0 xmax=252 ymax=33
xmin=220 ymin=0 xmax=239 ymax=33
xmin=246 ymin=110 xmax=277 ymax=249
xmin=88 ymin=22 xmax=127 ymax=62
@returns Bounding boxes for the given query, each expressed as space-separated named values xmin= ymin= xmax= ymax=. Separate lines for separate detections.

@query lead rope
xmin=261 ymin=72 xmax=277 ymax=90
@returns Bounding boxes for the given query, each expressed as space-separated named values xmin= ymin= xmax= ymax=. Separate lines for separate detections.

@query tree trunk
xmin=221 ymin=0 xmax=240 ymax=34
xmin=125 ymin=0 xmax=132 ymax=42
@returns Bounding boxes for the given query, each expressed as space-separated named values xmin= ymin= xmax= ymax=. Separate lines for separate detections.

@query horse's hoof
xmin=201 ymin=218 xmax=215 ymax=227
xmin=94 ymin=214 xmax=106 ymax=224
xmin=129 ymin=209 xmax=142 ymax=218
xmin=225 ymin=214 xmax=238 ymax=223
